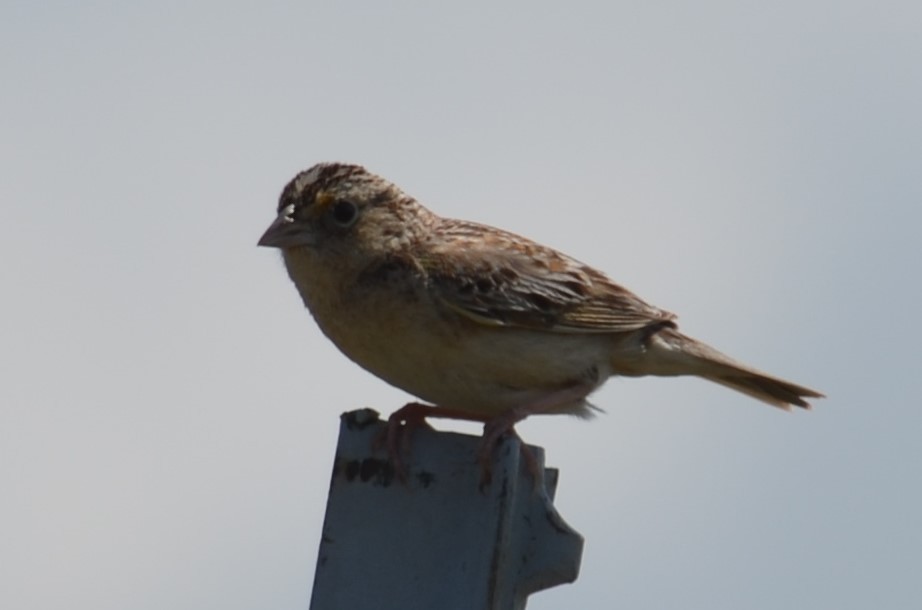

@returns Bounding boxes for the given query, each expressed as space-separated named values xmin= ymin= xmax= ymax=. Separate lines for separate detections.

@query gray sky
xmin=2 ymin=2 xmax=920 ymax=609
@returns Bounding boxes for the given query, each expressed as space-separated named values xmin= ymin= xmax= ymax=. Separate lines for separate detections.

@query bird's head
xmin=258 ymin=163 xmax=428 ymax=258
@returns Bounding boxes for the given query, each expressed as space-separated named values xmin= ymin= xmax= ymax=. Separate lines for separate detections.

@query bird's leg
xmin=382 ymin=402 xmax=491 ymax=483
xmin=383 ymin=383 xmax=591 ymax=489
xmin=477 ymin=382 xmax=596 ymax=489
xmin=475 ymin=426 xmax=546 ymax=493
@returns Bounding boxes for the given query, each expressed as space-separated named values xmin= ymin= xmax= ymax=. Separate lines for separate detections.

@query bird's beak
xmin=257 ymin=204 xmax=316 ymax=248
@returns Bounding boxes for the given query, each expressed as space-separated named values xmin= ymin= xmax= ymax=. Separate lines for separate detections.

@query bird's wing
xmin=419 ymin=219 xmax=676 ymax=333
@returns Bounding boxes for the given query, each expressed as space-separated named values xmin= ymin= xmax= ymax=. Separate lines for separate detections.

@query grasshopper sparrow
xmin=258 ymin=163 xmax=823 ymax=471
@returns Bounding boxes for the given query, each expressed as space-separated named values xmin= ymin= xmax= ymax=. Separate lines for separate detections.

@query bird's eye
xmin=330 ymin=200 xmax=359 ymax=227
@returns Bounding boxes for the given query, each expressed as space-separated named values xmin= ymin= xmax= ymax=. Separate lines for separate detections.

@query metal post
xmin=310 ymin=409 xmax=584 ymax=610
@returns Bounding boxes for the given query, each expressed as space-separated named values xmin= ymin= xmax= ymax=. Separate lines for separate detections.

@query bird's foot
xmin=477 ymin=418 xmax=544 ymax=493
xmin=377 ymin=403 xmax=545 ymax=492
xmin=378 ymin=402 xmax=491 ymax=484
xmin=376 ymin=402 xmax=439 ymax=483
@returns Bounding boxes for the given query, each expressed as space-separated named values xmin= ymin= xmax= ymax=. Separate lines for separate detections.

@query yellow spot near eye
xmin=314 ymin=190 xmax=335 ymax=214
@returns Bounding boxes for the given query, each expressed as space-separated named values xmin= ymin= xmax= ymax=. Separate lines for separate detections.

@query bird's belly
xmin=312 ymin=294 xmax=612 ymax=416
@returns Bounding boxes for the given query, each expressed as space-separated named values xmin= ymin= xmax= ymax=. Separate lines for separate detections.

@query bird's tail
xmin=623 ymin=327 xmax=824 ymax=410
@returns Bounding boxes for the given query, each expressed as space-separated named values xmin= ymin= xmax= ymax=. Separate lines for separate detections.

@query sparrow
xmin=258 ymin=162 xmax=823 ymax=474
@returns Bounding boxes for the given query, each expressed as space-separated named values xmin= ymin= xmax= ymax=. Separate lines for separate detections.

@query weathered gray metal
xmin=309 ymin=409 xmax=583 ymax=610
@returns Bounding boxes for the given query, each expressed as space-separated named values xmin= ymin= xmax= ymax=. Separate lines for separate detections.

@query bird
xmin=258 ymin=162 xmax=823 ymax=476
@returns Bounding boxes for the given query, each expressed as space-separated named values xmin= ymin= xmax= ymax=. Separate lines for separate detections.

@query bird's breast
xmin=282 ymin=249 xmax=612 ymax=416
